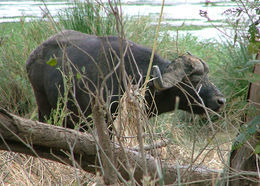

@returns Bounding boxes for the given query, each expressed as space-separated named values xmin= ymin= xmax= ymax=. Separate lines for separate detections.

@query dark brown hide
xmin=26 ymin=30 xmax=225 ymax=128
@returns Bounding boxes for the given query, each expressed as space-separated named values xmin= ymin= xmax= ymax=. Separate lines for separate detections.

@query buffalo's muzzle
xmin=217 ymin=97 xmax=226 ymax=106
xmin=213 ymin=96 xmax=226 ymax=111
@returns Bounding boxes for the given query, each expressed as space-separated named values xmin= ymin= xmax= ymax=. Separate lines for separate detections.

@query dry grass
xmin=159 ymin=137 xmax=231 ymax=170
xmin=0 ymin=151 xmax=96 ymax=185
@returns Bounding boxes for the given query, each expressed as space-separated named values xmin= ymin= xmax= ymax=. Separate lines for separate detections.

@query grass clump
xmin=58 ymin=0 xmax=117 ymax=36
xmin=0 ymin=21 xmax=56 ymax=116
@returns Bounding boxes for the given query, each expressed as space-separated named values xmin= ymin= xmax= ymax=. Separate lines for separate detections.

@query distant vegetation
xmin=57 ymin=0 xmax=117 ymax=36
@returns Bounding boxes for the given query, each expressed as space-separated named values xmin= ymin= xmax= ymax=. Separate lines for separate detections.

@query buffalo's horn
xmin=152 ymin=65 xmax=170 ymax=90
xmin=186 ymin=51 xmax=192 ymax=55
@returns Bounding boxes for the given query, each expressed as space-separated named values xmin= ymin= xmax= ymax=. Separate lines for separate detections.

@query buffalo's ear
xmin=152 ymin=59 xmax=186 ymax=90
xmin=153 ymin=54 xmax=205 ymax=90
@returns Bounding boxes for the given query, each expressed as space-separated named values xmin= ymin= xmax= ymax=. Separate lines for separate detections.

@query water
xmin=0 ymin=1 xmax=69 ymax=22
xmin=0 ymin=0 xmax=237 ymax=41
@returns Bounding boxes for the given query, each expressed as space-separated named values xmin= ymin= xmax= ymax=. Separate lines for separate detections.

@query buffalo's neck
xmin=145 ymin=88 xmax=176 ymax=116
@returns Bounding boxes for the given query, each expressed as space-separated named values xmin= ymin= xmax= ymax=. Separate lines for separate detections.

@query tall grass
xmin=215 ymin=43 xmax=251 ymax=99
xmin=0 ymin=21 xmax=56 ymax=116
xmin=58 ymin=0 xmax=117 ymax=36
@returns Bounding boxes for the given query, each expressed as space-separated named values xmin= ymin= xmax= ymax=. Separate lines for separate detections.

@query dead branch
xmin=0 ymin=108 xmax=97 ymax=173
xmin=92 ymin=98 xmax=117 ymax=184
xmin=130 ymin=139 xmax=170 ymax=152
xmin=0 ymin=108 xmax=222 ymax=185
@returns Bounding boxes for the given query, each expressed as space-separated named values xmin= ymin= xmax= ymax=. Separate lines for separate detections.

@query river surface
xmin=0 ymin=0 xmax=237 ymax=41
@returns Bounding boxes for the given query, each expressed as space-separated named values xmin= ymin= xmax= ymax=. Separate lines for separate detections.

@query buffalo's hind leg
xmin=33 ymin=89 xmax=53 ymax=123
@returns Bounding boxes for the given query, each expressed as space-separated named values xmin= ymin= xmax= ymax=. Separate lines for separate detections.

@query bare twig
xmin=92 ymin=98 xmax=117 ymax=184
xmin=130 ymin=139 xmax=170 ymax=152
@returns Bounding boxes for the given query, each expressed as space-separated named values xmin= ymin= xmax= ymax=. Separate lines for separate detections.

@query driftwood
xmin=229 ymin=54 xmax=260 ymax=186
xmin=0 ymin=108 xmax=222 ymax=185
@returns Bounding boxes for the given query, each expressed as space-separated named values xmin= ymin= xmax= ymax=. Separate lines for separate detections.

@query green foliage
xmin=254 ymin=143 xmax=260 ymax=154
xmin=46 ymin=57 xmax=57 ymax=67
xmin=46 ymin=69 xmax=72 ymax=127
xmin=46 ymin=97 xmax=66 ymax=127
xmin=248 ymin=41 xmax=260 ymax=54
xmin=223 ymin=0 xmax=260 ymax=55
xmin=58 ymin=0 xmax=117 ymax=36
xmin=0 ymin=21 xmax=56 ymax=116
xmin=124 ymin=16 xmax=157 ymax=46
xmin=214 ymin=43 xmax=251 ymax=100
xmin=232 ymin=115 xmax=260 ymax=150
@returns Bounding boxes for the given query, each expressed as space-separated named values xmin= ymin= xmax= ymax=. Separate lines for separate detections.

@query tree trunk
xmin=229 ymin=53 xmax=260 ymax=186
xmin=0 ymin=108 xmax=223 ymax=185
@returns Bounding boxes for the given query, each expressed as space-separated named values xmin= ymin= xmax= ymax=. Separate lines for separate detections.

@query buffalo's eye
xmin=190 ymin=74 xmax=202 ymax=85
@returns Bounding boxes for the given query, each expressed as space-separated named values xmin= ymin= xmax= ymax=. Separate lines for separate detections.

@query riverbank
xmin=0 ymin=0 xmax=237 ymax=41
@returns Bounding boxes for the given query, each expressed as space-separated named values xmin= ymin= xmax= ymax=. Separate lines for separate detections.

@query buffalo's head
xmin=152 ymin=53 xmax=225 ymax=114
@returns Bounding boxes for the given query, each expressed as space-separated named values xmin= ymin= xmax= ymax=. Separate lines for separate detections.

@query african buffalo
xmin=26 ymin=30 xmax=225 ymax=129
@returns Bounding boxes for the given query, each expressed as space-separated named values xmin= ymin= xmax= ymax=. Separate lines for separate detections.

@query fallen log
xmin=0 ymin=108 xmax=222 ymax=185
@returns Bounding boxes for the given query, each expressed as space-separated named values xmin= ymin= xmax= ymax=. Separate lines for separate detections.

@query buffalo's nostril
xmin=217 ymin=97 xmax=226 ymax=105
